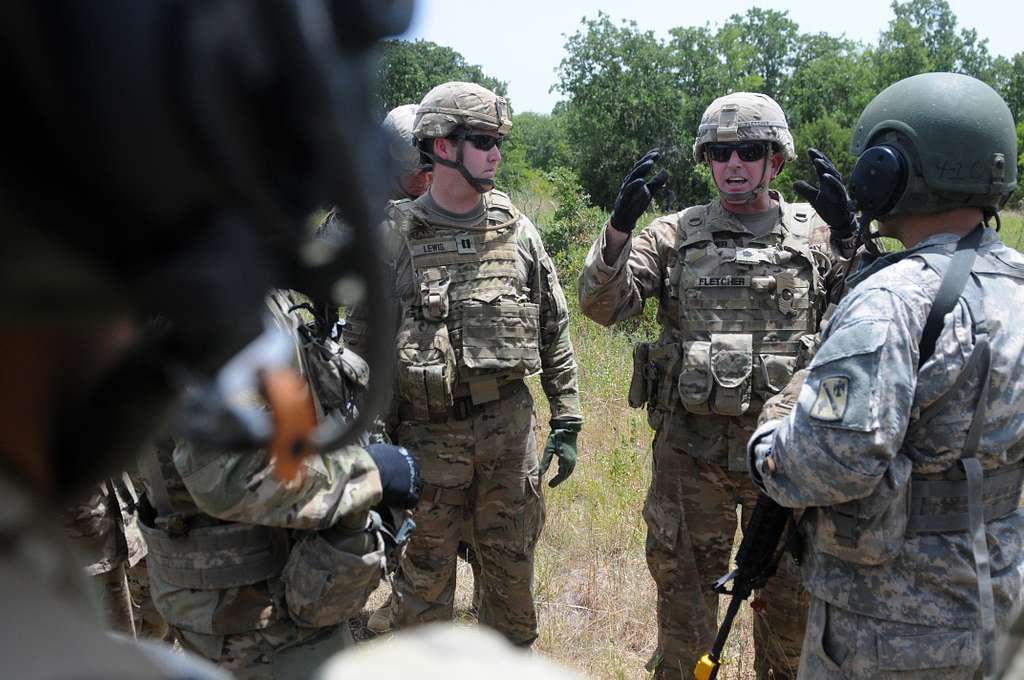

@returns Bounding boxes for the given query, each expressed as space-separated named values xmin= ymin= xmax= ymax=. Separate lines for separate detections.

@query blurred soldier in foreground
xmin=139 ymin=291 xmax=419 ymax=679
xmin=0 ymin=0 xmax=412 ymax=676
xmin=347 ymin=81 xmax=583 ymax=647
xmin=578 ymin=93 xmax=858 ymax=679
xmin=750 ymin=72 xmax=1023 ymax=679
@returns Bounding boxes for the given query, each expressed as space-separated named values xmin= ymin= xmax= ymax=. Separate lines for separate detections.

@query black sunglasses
xmin=706 ymin=142 xmax=770 ymax=163
xmin=461 ymin=132 xmax=503 ymax=151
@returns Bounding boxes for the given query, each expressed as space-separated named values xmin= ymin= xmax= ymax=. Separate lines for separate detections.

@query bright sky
xmin=400 ymin=0 xmax=1022 ymax=114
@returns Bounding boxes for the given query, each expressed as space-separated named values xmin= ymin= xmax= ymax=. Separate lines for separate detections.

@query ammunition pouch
xmin=628 ymin=343 xmax=650 ymax=408
xmin=282 ymin=519 xmax=384 ymax=628
xmin=677 ymin=334 xmax=756 ymax=416
xmin=456 ymin=299 xmax=541 ymax=382
xmin=396 ymin=317 xmax=456 ymax=422
xmin=140 ymin=517 xmax=288 ymax=590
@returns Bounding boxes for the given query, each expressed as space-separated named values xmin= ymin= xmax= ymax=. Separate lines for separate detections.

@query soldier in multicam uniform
xmin=578 ymin=93 xmax=859 ymax=679
xmin=139 ymin=290 xmax=420 ymax=679
xmin=347 ymin=81 xmax=583 ymax=647
xmin=749 ymin=72 xmax=1024 ymax=679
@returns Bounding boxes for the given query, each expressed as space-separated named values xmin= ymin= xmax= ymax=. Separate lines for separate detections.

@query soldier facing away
xmin=750 ymin=72 xmax=1024 ymax=679
xmin=578 ymin=93 xmax=858 ymax=679
xmin=346 ymin=81 xmax=583 ymax=646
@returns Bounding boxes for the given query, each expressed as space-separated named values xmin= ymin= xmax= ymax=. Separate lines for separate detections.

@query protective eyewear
xmin=462 ymin=132 xmax=503 ymax=151
xmin=706 ymin=143 xmax=770 ymax=163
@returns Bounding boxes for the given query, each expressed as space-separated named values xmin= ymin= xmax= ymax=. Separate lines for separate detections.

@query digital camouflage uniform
xmin=140 ymin=291 xmax=386 ymax=680
xmin=348 ymin=188 xmax=582 ymax=646
xmin=64 ymin=476 xmax=147 ymax=635
xmin=754 ymin=229 xmax=1024 ymax=678
xmin=752 ymin=73 xmax=1024 ymax=680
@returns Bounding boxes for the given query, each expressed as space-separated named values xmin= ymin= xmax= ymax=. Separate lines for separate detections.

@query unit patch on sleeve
xmin=809 ymin=376 xmax=849 ymax=422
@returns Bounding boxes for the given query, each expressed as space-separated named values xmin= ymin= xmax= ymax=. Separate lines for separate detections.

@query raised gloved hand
xmin=792 ymin=148 xmax=858 ymax=239
xmin=540 ymin=420 xmax=581 ymax=488
xmin=609 ymin=149 xmax=669 ymax=234
xmin=366 ymin=443 xmax=421 ymax=509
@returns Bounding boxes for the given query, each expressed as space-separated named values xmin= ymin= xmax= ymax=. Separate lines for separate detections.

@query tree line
xmin=376 ymin=0 xmax=1024 ymax=211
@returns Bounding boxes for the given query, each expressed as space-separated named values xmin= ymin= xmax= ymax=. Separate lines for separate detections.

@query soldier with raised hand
xmin=352 ymin=81 xmax=583 ymax=647
xmin=578 ymin=93 xmax=858 ymax=679
xmin=750 ymin=73 xmax=1024 ymax=679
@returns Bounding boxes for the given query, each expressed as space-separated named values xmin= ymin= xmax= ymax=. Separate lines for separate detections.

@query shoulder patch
xmin=809 ymin=376 xmax=849 ymax=421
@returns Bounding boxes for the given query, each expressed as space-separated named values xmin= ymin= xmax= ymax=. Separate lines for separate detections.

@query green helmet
xmin=414 ymin=81 xmax=511 ymax=193
xmin=849 ymin=72 xmax=1017 ymax=218
xmin=413 ymin=81 xmax=511 ymax=141
xmin=692 ymin=92 xmax=796 ymax=162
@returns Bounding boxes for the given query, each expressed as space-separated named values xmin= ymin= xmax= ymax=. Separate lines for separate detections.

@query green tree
xmin=555 ymin=13 xmax=688 ymax=209
xmin=375 ymin=40 xmax=507 ymax=115
xmin=509 ymin=111 xmax=571 ymax=172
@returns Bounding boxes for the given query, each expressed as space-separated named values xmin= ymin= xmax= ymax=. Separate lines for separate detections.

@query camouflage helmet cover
xmin=383 ymin=104 xmax=424 ymax=175
xmin=414 ymin=81 xmax=512 ymax=141
xmin=692 ymin=92 xmax=796 ymax=162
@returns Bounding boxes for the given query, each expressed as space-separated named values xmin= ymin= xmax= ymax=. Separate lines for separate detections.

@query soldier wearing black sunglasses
xmin=578 ymin=92 xmax=859 ymax=680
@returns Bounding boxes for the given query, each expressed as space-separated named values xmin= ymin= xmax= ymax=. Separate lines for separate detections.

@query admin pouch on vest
xmin=627 ymin=203 xmax=826 ymax=419
xmin=395 ymin=192 xmax=542 ymax=420
xmin=806 ymin=227 xmax=1022 ymax=676
xmin=282 ymin=522 xmax=385 ymax=628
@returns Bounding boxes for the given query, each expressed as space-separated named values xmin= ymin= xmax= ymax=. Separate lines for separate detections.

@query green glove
xmin=540 ymin=422 xmax=580 ymax=488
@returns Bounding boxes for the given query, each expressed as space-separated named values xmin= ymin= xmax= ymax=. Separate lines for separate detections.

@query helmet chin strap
xmin=711 ymin=145 xmax=773 ymax=205
xmin=427 ymin=131 xmax=494 ymax=194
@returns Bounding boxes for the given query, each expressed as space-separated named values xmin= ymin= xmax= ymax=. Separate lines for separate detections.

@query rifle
xmin=695 ymin=493 xmax=795 ymax=680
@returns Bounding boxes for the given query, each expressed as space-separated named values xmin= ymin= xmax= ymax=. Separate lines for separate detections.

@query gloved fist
xmin=792 ymin=148 xmax=858 ymax=239
xmin=366 ymin=443 xmax=420 ymax=509
xmin=540 ymin=421 xmax=581 ymax=488
xmin=610 ymin=149 xmax=669 ymax=234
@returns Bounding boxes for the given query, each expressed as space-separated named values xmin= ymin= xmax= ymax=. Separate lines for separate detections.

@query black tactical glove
xmin=609 ymin=149 xmax=669 ymax=234
xmin=792 ymin=148 xmax=858 ymax=239
xmin=366 ymin=443 xmax=421 ymax=509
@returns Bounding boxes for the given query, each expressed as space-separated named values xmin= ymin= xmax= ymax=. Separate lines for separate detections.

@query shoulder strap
xmin=918 ymin=225 xmax=985 ymax=368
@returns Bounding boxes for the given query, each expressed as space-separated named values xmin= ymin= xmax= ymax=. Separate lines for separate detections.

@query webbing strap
xmin=963 ymin=336 xmax=996 ymax=679
xmin=141 ymin=443 xmax=174 ymax=516
xmin=918 ymin=225 xmax=983 ymax=368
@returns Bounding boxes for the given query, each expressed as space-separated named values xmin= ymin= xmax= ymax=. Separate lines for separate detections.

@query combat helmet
xmin=383 ymin=104 xmax=430 ymax=175
xmin=693 ymin=92 xmax=796 ymax=204
xmin=848 ymin=72 xmax=1017 ymax=220
xmin=414 ymin=81 xmax=511 ymax=192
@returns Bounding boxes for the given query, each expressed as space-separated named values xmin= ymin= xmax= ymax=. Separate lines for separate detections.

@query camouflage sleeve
xmin=759 ymin=287 xmax=919 ymax=508
xmin=173 ymin=441 xmax=382 ymax=530
xmin=577 ymin=218 xmax=670 ymax=326
xmin=523 ymin=220 xmax=582 ymax=424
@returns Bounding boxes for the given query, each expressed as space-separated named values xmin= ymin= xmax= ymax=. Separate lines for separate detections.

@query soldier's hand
xmin=540 ymin=421 xmax=581 ymax=488
xmin=609 ymin=149 xmax=669 ymax=234
xmin=793 ymin=148 xmax=858 ymax=239
xmin=366 ymin=444 xmax=421 ymax=509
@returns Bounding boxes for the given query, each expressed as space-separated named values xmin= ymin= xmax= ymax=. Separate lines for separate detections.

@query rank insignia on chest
xmin=456 ymin=235 xmax=477 ymax=254
xmin=810 ymin=376 xmax=849 ymax=421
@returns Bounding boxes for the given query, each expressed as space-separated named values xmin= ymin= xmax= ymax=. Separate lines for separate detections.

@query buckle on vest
xmin=156 ymin=514 xmax=190 ymax=538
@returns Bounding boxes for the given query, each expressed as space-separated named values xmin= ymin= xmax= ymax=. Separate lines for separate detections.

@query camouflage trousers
xmin=393 ymin=382 xmax=545 ymax=646
xmin=644 ymin=424 xmax=809 ymax=680
xmin=175 ymin=619 xmax=353 ymax=680
xmin=126 ymin=558 xmax=171 ymax=640
xmin=798 ymin=597 xmax=982 ymax=679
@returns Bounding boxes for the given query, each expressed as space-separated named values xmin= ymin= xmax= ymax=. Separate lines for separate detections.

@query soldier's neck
xmin=879 ymin=207 xmax=984 ymax=248
xmin=424 ymin=183 xmax=485 ymax=220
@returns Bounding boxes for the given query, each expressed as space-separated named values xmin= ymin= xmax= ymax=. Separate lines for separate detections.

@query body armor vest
xmin=667 ymin=202 xmax=827 ymax=417
xmin=395 ymin=190 xmax=543 ymax=420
